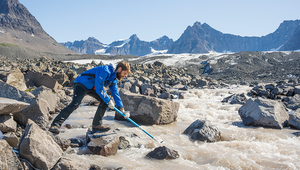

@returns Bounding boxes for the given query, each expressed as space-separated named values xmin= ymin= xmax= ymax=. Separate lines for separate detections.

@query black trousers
xmin=51 ymin=83 xmax=108 ymax=128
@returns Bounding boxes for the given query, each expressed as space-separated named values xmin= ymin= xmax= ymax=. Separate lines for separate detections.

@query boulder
xmin=129 ymin=85 xmax=140 ymax=94
xmin=283 ymin=94 xmax=300 ymax=110
xmin=18 ymin=119 xmax=63 ymax=170
xmin=0 ymin=97 xmax=30 ymax=115
xmin=53 ymin=73 xmax=70 ymax=86
xmin=221 ymin=93 xmax=247 ymax=104
xmin=0 ymin=140 xmax=23 ymax=170
xmin=238 ymin=98 xmax=289 ymax=129
xmin=3 ymin=132 xmax=19 ymax=148
xmin=289 ymin=109 xmax=300 ymax=129
xmin=24 ymin=71 xmax=62 ymax=89
xmin=0 ymin=67 xmax=27 ymax=91
xmin=31 ymin=86 xmax=58 ymax=114
xmin=0 ymin=114 xmax=17 ymax=133
xmin=52 ymin=157 xmax=90 ymax=170
xmin=119 ymin=89 xmax=179 ymax=125
xmin=0 ymin=80 xmax=35 ymax=103
xmin=140 ymin=83 xmax=154 ymax=96
xmin=183 ymin=119 xmax=221 ymax=142
xmin=13 ymin=98 xmax=51 ymax=130
xmin=146 ymin=146 xmax=179 ymax=160
xmin=86 ymin=131 xmax=119 ymax=156
xmin=294 ymin=86 xmax=300 ymax=95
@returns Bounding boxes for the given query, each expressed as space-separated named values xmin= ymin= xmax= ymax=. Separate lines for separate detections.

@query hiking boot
xmin=92 ymin=124 xmax=111 ymax=132
xmin=49 ymin=126 xmax=60 ymax=134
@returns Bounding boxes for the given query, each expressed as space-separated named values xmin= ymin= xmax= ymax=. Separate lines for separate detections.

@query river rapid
xmin=56 ymin=85 xmax=300 ymax=170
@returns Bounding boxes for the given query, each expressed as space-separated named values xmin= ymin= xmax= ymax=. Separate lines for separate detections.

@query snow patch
xmin=0 ymin=30 xmax=5 ymax=34
xmin=115 ymin=38 xmax=131 ymax=48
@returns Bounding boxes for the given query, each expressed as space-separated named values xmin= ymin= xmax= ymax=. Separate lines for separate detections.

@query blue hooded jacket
xmin=74 ymin=64 xmax=123 ymax=108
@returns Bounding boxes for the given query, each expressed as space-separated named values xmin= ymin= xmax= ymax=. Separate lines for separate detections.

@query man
xmin=49 ymin=61 xmax=131 ymax=134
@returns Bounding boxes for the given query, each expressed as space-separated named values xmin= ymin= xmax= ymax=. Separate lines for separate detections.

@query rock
xmin=0 ymin=80 xmax=35 ymax=103
xmin=118 ymin=136 xmax=130 ymax=149
xmin=146 ymin=146 xmax=179 ymax=160
xmin=13 ymin=98 xmax=51 ymax=130
xmin=122 ymin=81 xmax=132 ymax=91
xmin=47 ymin=131 xmax=71 ymax=151
xmin=52 ymin=157 xmax=90 ymax=170
xmin=0 ymin=114 xmax=17 ymax=133
xmin=238 ymin=98 xmax=289 ymax=129
xmin=0 ymin=140 xmax=23 ymax=170
xmin=129 ymin=85 xmax=140 ymax=94
xmin=221 ymin=93 xmax=247 ymax=104
xmin=31 ymin=86 xmax=58 ymax=114
xmin=70 ymin=138 xmax=85 ymax=148
xmin=0 ymin=67 xmax=27 ymax=91
xmin=283 ymin=94 xmax=300 ymax=110
xmin=294 ymin=86 xmax=300 ymax=95
xmin=53 ymin=73 xmax=70 ymax=86
xmin=183 ymin=119 xmax=221 ymax=142
xmin=289 ymin=109 xmax=300 ymax=129
xmin=24 ymin=71 xmax=62 ymax=89
xmin=140 ymin=83 xmax=154 ymax=96
xmin=158 ymin=92 xmax=170 ymax=99
xmin=18 ymin=119 xmax=63 ymax=170
xmin=3 ymin=132 xmax=19 ymax=148
xmin=0 ymin=97 xmax=30 ymax=115
xmin=86 ymin=131 xmax=119 ymax=156
xmin=119 ymin=89 xmax=179 ymax=125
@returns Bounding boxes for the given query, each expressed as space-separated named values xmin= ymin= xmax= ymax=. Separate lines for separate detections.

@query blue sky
xmin=20 ymin=0 xmax=300 ymax=44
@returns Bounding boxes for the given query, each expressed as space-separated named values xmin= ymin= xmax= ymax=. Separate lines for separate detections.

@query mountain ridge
xmin=0 ymin=0 xmax=75 ymax=54
xmin=61 ymin=20 xmax=300 ymax=56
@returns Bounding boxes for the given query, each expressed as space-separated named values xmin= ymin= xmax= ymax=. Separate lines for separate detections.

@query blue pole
xmin=114 ymin=107 xmax=163 ymax=143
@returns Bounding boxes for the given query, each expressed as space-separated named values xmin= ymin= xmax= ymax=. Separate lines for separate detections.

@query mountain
xmin=62 ymin=34 xmax=174 ymax=56
xmin=60 ymin=37 xmax=106 ymax=54
xmin=168 ymin=20 xmax=300 ymax=54
xmin=279 ymin=25 xmax=300 ymax=51
xmin=0 ymin=0 xmax=74 ymax=54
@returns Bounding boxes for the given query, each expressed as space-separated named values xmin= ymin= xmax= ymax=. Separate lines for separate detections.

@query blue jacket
xmin=74 ymin=64 xmax=123 ymax=108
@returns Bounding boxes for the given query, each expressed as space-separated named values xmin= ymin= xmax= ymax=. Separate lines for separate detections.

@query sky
xmin=19 ymin=0 xmax=300 ymax=44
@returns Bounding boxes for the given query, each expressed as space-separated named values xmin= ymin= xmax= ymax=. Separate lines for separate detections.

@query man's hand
xmin=108 ymin=100 xmax=115 ymax=109
xmin=123 ymin=111 xmax=130 ymax=119
xmin=120 ymin=108 xmax=130 ymax=119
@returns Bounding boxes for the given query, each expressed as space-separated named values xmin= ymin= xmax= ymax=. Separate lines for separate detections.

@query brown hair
xmin=116 ymin=61 xmax=131 ymax=75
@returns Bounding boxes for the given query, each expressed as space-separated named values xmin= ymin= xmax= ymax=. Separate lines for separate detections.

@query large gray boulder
xmin=183 ymin=119 xmax=221 ymax=142
xmin=289 ymin=109 xmax=300 ymax=129
xmin=13 ymin=98 xmax=51 ymax=130
xmin=119 ymin=89 xmax=179 ymax=125
xmin=0 ymin=80 xmax=35 ymax=103
xmin=18 ymin=119 xmax=63 ymax=170
xmin=0 ymin=97 xmax=30 ymax=115
xmin=0 ymin=67 xmax=27 ymax=91
xmin=31 ymin=86 xmax=58 ymax=114
xmin=0 ymin=140 xmax=23 ymax=170
xmin=14 ymin=86 xmax=58 ymax=129
xmin=24 ymin=71 xmax=62 ymax=89
xmin=238 ymin=98 xmax=289 ymax=129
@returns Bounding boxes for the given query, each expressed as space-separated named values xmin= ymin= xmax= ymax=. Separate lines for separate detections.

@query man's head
xmin=116 ymin=61 xmax=131 ymax=80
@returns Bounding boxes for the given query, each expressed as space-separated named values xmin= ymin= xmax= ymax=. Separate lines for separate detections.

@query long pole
xmin=114 ymin=107 xmax=163 ymax=143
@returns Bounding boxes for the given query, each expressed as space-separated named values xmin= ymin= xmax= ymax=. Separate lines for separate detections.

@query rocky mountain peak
xmin=0 ymin=0 xmax=75 ymax=54
xmin=0 ymin=0 xmax=45 ymax=35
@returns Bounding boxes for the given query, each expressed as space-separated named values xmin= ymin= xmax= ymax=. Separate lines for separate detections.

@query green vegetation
xmin=0 ymin=43 xmax=18 ymax=47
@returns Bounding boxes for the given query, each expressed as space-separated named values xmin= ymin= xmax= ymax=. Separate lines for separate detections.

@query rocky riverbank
xmin=1 ymin=54 xmax=300 ymax=169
